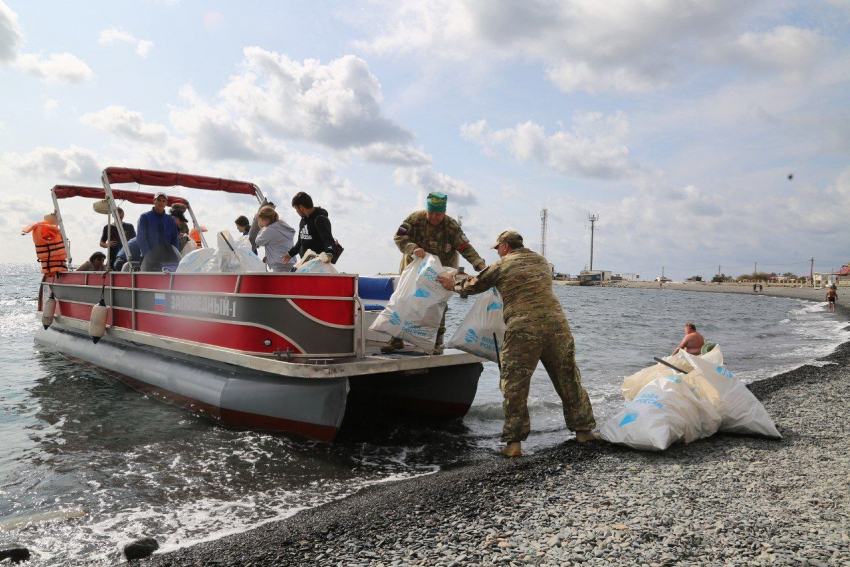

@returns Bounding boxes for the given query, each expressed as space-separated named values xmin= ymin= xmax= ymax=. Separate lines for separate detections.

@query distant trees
xmin=736 ymin=272 xmax=800 ymax=282
xmin=736 ymin=272 xmax=772 ymax=282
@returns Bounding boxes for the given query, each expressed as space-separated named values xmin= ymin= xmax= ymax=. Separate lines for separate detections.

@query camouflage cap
xmin=426 ymin=192 xmax=447 ymax=213
xmin=491 ymin=230 xmax=523 ymax=249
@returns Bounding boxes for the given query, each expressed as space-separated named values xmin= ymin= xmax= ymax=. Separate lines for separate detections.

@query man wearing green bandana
xmin=385 ymin=192 xmax=486 ymax=354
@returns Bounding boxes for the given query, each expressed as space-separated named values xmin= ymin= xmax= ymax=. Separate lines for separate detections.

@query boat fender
xmin=89 ymin=299 xmax=108 ymax=344
xmin=42 ymin=293 xmax=56 ymax=329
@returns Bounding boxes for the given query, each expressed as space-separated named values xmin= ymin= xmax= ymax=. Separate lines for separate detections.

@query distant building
xmin=814 ymin=272 xmax=841 ymax=288
xmin=685 ymin=276 xmax=702 ymax=282
xmin=579 ymin=270 xmax=611 ymax=284
xmin=655 ymin=276 xmax=672 ymax=283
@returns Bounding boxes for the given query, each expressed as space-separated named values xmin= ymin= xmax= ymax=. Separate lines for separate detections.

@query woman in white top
xmin=254 ymin=205 xmax=296 ymax=272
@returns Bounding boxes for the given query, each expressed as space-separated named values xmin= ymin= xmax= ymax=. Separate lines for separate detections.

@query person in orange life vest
xmin=22 ymin=213 xmax=67 ymax=275
xmin=190 ymin=226 xmax=208 ymax=246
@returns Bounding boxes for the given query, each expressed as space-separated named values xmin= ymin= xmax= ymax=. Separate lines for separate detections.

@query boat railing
xmin=43 ymin=271 xmax=364 ymax=361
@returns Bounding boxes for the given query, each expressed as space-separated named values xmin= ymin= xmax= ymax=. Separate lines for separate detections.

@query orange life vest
xmin=23 ymin=222 xmax=68 ymax=275
xmin=190 ymin=227 xmax=207 ymax=246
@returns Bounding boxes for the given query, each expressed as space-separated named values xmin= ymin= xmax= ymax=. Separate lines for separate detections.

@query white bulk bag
xmin=446 ymin=288 xmax=506 ymax=362
xmin=682 ymin=352 xmax=781 ymax=438
xmin=296 ymin=252 xmax=338 ymax=274
xmin=600 ymin=376 xmax=722 ymax=451
xmin=202 ymin=231 xmax=266 ymax=273
xmin=370 ymin=254 xmax=454 ymax=352
xmin=621 ymin=347 xmax=724 ymax=401
xmin=176 ymin=247 xmax=216 ymax=273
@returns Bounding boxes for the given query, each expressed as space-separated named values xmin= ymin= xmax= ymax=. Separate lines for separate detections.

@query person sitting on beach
xmin=672 ymin=322 xmax=705 ymax=355
xmin=826 ymin=285 xmax=838 ymax=313
xmin=77 ymin=251 xmax=106 ymax=271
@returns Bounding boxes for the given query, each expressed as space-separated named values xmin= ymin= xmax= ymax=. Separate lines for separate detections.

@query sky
xmin=1 ymin=0 xmax=849 ymax=279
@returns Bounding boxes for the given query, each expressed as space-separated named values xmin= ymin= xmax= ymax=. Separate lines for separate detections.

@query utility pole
xmin=540 ymin=208 xmax=548 ymax=258
xmin=588 ymin=214 xmax=598 ymax=271
xmin=718 ymin=265 xmax=721 ymax=277
xmin=662 ymin=265 xmax=665 ymax=279
xmin=810 ymin=257 xmax=814 ymax=287
xmin=754 ymin=262 xmax=757 ymax=275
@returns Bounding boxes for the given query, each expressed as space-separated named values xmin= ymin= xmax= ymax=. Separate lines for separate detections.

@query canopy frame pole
xmin=50 ymin=188 xmax=72 ymax=267
xmin=252 ymin=185 xmax=265 ymax=205
xmin=185 ymin=203 xmax=208 ymax=248
xmin=101 ymin=171 xmax=132 ymax=263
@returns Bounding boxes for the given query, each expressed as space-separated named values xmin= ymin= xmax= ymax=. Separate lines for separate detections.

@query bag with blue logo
xmin=369 ymin=254 xmax=454 ymax=351
xmin=600 ymin=375 xmax=721 ymax=451
xmin=446 ymin=288 xmax=506 ymax=362
xmin=682 ymin=352 xmax=780 ymax=438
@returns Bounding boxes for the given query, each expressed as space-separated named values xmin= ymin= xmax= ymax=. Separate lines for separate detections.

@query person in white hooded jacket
xmin=255 ymin=205 xmax=296 ymax=272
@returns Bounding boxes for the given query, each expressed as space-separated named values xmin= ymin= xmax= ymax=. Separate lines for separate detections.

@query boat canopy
xmin=52 ymin=185 xmax=189 ymax=207
xmin=97 ymin=166 xmax=266 ymax=262
xmin=104 ymin=167 xmax=259 ymax=197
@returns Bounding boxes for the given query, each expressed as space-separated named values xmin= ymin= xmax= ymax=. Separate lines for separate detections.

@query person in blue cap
xmin=386 ymin=192 xmax=486 ymax=354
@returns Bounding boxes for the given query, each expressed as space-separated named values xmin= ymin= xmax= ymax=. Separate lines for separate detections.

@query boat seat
xmin=359 ymin=277 xmax=395 ymax=311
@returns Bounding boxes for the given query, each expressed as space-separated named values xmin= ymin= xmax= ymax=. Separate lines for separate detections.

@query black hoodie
xmin=288 ymin=207 xmax=336 ymax=260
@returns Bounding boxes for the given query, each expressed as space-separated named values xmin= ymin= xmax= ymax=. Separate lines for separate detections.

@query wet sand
xmin=138 ymin=295 xmax=850 ymax=567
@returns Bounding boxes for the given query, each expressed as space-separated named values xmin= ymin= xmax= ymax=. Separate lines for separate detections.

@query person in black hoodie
xmin=283 ymin=192 xmax=337 ymax=265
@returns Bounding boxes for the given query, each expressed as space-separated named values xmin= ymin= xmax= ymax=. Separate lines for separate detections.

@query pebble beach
xmin=137 ymin=291 xmax=850 ymax=567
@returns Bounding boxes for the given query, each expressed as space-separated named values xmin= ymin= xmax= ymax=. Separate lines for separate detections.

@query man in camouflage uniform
xmin=438 ymin=230 xmax=598 ymax=457
xmin=385 ymin=192 xmax=486 ymax=354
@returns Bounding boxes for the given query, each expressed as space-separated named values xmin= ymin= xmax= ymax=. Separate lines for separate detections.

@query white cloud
xmin=261 ymin=154 xmax=371 ymax=205
xmin=98 ymin=27 xmax=154 ymax=58
xmin=0 ymin=0 xmax=23 ymax=63
xmin=354 ymin=0 xmax=750 ymax=93
xmin=394 ymin=165 xmax=477 ymax=205
xmin=356 ymin=142 xmax=432 ymax=166
xmin=43 ymin=98 xmax=58 ymax=118
xmin=1 ymin=145 xmax=100 ymax=181
xmin=168 ymin=91 xmax=289 ymax=162
xmin=219 ymin=48 xmax=413 ymax=149
xmin=0 ymin=2 xmax=94 ymax=83
xmin=708 ymin=26 xmax=827 ymax=74
xmin=14 ymin=52 xmax=94 ymax=83
xmin=136 ymin=40 xmax=154 ymax=58
xmin=80 ymin=105 xmax=169 ymax=143
xmin=462 ymin=112 xmax=631 ymax=178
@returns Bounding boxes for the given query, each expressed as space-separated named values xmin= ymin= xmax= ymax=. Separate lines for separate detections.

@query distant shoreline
xmin=557 ymin=279 xmax=846 ymax=307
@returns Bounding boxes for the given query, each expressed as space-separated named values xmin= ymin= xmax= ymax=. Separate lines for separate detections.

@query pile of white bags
xmin=601 ymin=345 xmax=780 ymax=451
xmin=370 ymin=254 xmax=454 ymax=351
xmin=176 ymin=247 xmax=216 ymax=273
xmin=294 ymin=251 xmax=338 ymax=274
xmin=600 ymin=375 xmax=721 ymax=451
xmin=620 ymin=347 xmax=722 ymax=400
xmin=176 ymin=231 xmax=265 ymax=273
xmin=446 ymin=288 xmax=506 ymax=362
xmin=682 ymin=352 xmax=781 ymax=438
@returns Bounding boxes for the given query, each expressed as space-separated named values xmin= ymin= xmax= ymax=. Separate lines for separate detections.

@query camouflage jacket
xmin=394 ymin=211 xmax=484 ymax=272
xmin=455 ymin=247 xmax=565 ymax=331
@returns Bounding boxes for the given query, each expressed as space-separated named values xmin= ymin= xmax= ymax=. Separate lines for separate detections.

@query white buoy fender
xmin=42 ymin=294 xmax=56 ymax=329
xmin=89 ymin=299 xmax=108 ymax=344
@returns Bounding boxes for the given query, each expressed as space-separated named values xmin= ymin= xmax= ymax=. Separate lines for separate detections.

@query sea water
xmin=1 ymin=263 xmax=847 ymax=565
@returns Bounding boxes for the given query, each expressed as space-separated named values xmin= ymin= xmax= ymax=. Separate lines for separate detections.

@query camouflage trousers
xmin=499 ymin=321 xmax=596 ymax=443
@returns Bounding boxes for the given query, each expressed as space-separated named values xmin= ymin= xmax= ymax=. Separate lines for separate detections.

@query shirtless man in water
xmin=672 ymin=322 xmax=705 ymax=355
